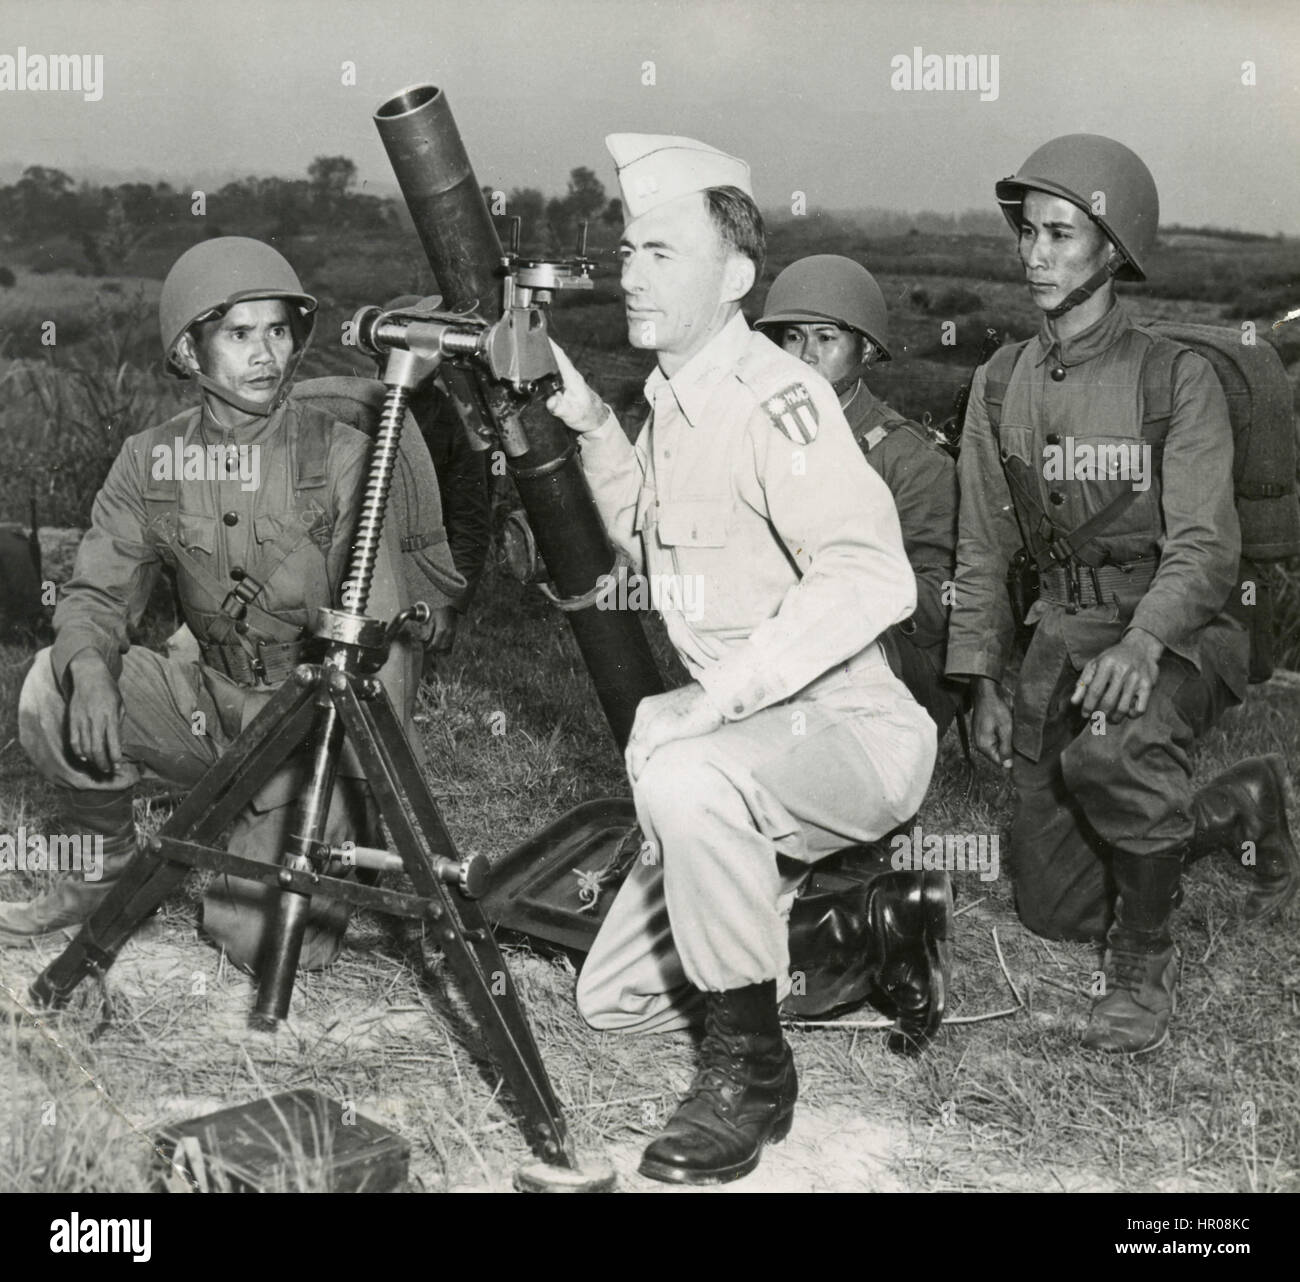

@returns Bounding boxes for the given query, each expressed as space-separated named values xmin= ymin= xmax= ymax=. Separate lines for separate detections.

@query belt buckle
xmin=249 ymin=648 xmax=269 ymax=686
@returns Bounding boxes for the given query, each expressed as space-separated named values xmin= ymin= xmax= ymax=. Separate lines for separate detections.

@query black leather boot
xmin=1082 ymin=849 xmax=1183 ymax=1055
xmin=1189 ymin=754 xmax=1297 ymax=921
xmin=878 ymin=871 xmax=954 ymax=1055
xmin=0 ymin=788 xmax=137 ymax=945
xmin=785 ymin=868 xmax=953 ymax=1054
xmin=639 ymin=980 xmax=797 ymax=1186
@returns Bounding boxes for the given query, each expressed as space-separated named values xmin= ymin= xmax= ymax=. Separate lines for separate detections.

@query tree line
xmin=0 ymin=157 xmax=624 ymax=276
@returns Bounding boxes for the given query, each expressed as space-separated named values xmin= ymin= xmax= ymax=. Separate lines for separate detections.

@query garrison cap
xmin=605 ymin=133 xmax=752 ymax=219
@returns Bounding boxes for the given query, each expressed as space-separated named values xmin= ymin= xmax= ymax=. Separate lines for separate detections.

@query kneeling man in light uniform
xmin=546 ymin=134 xmax=951 ymax=1184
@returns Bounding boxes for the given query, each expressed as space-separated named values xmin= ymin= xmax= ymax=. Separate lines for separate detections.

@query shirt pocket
xmin=655 ymin=499 xmax=743 ymax=628
xmin=173 ymin=514 xmax=220 ymax=617
xmin=176 ymin=513 xmax=217 ymax=559
xmin=253 ymin=514 xmax=330 ymax=607
xmin=1060 ymin=431 xmax=1158 ymax=542
xmin=995 ymin=424 xmax=1035 ymax=468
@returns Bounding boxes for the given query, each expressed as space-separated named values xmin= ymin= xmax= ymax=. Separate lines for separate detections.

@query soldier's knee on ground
xmin=1060 ymin=718 xmax=1134 ymax=791
xmin=1013 ymin=882 xmax=1109 ymax=943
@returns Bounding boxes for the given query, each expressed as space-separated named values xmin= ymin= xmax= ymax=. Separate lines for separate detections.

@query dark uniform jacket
xmin=946 ymin=301 xmax=1249 ymax=759
xmin=52 ymin=397 xmax=416 ymax=728
xmin=841 ymin=380 xmax=957 ymax=658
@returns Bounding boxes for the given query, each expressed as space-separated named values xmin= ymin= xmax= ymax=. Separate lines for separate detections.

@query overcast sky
xmin=1 ymin=0 xmax=1296 ymax=233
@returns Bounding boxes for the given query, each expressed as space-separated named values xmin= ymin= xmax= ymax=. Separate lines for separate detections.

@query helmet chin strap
xmin=830 ymin=335 xmax=875 ymax=398
xmin=831 ymin=366 xmax=868 ymax=398
xmin=190 ymin=346 xmax=307 ymax=420
xmin=1043 ymin=251 xmax=1126 ymax=320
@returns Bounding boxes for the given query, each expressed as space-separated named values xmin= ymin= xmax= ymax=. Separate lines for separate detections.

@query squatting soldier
xmin=2 ymin=238 xmax=458 ymax=968
xmin=946 ymin=135 xmax=1297 ymax=1054
xmin=757 ymin=256 xmax=962 ymax=735
xmin=547 ymin=134 xmax=952 ymax=1184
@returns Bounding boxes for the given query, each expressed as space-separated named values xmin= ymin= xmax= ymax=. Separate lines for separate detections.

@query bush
xmin=929 ymin=285 xmax=984 ymax=316
xmin=1222 ymin=284 xmax=1298 ymax=321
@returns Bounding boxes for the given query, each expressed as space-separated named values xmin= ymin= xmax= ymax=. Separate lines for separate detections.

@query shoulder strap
xmin=853 ymin=415 xmax=909 ymax=455
xmin=140 ymin=409 xmax=202 ymax=568
xmin=291 ymin=402 xmax=333 ymax=496
xmin=982 ymin=340 xmax=1031 ymax=438
xmin=1139 ymin=337 xmax=1179 ymax=426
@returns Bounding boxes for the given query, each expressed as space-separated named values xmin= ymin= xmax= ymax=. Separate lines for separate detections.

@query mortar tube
xmin=374 ymin=85 xmax=663 ymax=747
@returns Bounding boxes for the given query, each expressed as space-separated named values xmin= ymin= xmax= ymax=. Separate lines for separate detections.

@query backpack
xmin=983 ymin=324 xmax=1300 ymax=682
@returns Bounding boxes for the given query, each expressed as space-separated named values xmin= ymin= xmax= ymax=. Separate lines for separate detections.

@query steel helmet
xmin=995 ymin=134 xmax=1159 ymax=281
xmin=757 ymin=255 xmax=893 ymax=361
xmin=159 ymin=237 xmax=317 ymax=376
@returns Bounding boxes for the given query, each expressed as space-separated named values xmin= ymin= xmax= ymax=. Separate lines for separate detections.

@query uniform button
xmin=235 ymin=621 xmax=249 ymax=635
xmin=223 ymin=511 xmax=239 ymax=526
xmin=1050 ymin=365 xmax=1067 ymax=382
xmin=230 ymin=566 xmax=245 ymax=581
xmin=1000 ymin=449 xmax=1010 ymax=461
xmin=1046 ymin=433 xmax=1061 ymax=445
xmin=1049 ymin=491 xmax=1065 ymax=506
xmin=732 ymin=702 xmax=745 ymax=716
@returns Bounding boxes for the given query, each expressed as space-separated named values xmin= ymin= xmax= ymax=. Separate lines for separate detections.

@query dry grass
xmin=1 ymin=562 xmax=1298 ymax=1193
xmin=1 ymin=230 xmax=1298 ymax=1193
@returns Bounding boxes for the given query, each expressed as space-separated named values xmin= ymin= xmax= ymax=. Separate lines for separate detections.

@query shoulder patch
xmin=761 ymin=383 xmax=820 ymax=444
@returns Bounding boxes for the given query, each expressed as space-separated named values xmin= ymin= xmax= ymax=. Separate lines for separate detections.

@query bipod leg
xmin=30 ymin=674 xmax=321 ymax=1009
xmin=337 ymin=679 xmax=611 ymax=1186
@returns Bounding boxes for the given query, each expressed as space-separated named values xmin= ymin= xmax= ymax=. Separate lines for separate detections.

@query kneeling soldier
xmin=947 ymin=135 xmax=1297 ymax=1054
xmin=1 ymin=238 xmax=444 ymax=969
xmin=547 ymin=134 xmax=950 ymax=1184
xmin=757 ymin=256 xmax=962 ymax=736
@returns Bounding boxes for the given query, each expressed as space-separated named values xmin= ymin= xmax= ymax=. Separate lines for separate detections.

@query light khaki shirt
xmin=577 ymin=311 xmax=917 ymax=720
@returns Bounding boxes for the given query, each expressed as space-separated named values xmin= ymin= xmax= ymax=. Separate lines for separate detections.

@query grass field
xmin=1 ymin=222 xmax=1298 ymax=1193
xmin=1 ymin=549 xmax=1297 ymax=1193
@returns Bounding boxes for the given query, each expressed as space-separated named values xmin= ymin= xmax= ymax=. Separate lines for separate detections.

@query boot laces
xmin=1109 ymin=944 xmax=1166 ymax=992
xmin=682 ymin=1029 xmax=749 ymax=1105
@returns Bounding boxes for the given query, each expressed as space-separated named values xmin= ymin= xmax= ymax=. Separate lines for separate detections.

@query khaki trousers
xmin=576 ymin=668 xmax=936 ymax=1033
xmin=18 ymin=647 xmax=364 ymax=971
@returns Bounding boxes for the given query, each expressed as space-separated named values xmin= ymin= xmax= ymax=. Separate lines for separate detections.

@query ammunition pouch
xmin=200 ymin=637 xmax=306 ymax=687
xmin=1037 ymin=558 xmax=1157 ymax=611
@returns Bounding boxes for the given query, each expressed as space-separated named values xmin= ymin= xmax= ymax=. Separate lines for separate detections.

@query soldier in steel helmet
xmin=1 ymin=237 xmax=457 ymax=968
xmin=947 ymin=135 xmax=1297 ymax=1053
xmin=545 ymin=134 xmax=952 ymax=1185
xmin=757 ymin=256 xmax=961 ymax=736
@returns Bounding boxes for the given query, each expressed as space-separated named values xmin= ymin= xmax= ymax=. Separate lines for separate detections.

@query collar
xmin=1033 ymin=298 xmax=1132 ymax=370
xmin=643 ymin=310 xmax=752 ymax=427
xmin=839 ymin=379 xmax=895 ymax=434
xmin=198 ymin=392 xmax=290 ymax=446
